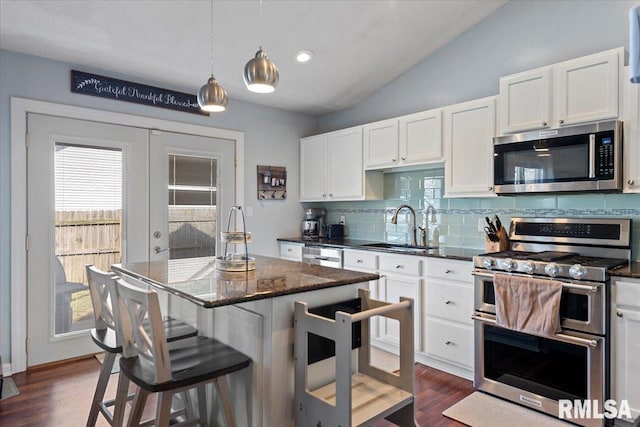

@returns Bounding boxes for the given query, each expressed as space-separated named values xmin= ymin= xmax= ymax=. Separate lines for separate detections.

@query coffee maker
xmin=302 ymin=208 xmax=325 ymax=240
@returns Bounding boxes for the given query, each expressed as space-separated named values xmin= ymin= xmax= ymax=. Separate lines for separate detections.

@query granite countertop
xmin=112 ymin=255 xmax=379 ymax=308
xmin=277 ymin=237 xmax=484 ymax=261
xmin=609 ymin=261 xmax=640 ymax=279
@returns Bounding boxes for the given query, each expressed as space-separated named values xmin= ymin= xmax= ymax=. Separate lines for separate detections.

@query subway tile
xmin=557 ymin=194 xmax=605 ymax=210
xmin=514 ymin=196 xmax=557 ymax=209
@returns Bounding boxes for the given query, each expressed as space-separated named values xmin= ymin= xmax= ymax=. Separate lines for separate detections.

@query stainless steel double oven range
xmin=472 ymin=217 xmax=631 ymax=427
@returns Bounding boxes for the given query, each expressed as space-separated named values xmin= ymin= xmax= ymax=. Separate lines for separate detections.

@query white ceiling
xmin=0 ymin=0 xmax=507 ymax=116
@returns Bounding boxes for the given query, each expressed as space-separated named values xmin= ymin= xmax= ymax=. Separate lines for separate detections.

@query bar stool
xmin=113 ymin=277 xmax=251 ymax=427
xmin=85 ymin=265 xmax=198 ymax=427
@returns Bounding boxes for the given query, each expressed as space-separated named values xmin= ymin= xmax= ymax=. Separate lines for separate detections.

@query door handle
xmin=154 ymin=246 xmax=170 ymax=254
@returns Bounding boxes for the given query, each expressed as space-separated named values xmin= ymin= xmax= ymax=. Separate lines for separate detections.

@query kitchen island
xmin=112 ymin=255 xmax=379 ymax=427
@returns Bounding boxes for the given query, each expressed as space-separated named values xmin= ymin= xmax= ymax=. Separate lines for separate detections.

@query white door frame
xmin=10 ymin=96 xmax=245 ymax=374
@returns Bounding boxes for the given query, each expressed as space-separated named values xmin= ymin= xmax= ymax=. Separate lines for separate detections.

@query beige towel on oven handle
xmin=493 ymin=273 xmax=562 ymax=336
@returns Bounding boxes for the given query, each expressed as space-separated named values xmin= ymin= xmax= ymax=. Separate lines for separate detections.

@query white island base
xmin=167 ymin=282 xmax=366 ymax=427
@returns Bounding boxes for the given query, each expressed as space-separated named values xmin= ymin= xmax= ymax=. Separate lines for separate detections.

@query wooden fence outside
xmin=56 ymin=207 xmax=217 ymax=282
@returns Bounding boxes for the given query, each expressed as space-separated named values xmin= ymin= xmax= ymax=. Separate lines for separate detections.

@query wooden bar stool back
xmin=85 ymin=265 xmax=198 ymax=427
xmin=114 ymin=278 xmax=251 ymax=427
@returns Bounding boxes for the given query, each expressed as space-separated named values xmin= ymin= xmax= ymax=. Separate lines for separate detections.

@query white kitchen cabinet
xmin=422 ymin=257 xmax=474 ymax=380
xmin=374 ymin=254 xmax=422 ymax=354
xmin=499 ymin=67 xmax=552 ymax=133
xmin=363 ymin=110 xmax=443 ymax=170
xmin=279 ymin=241 xmax=304 ymax=262
xmin=623 ymin=66 xmax=640 ymax=194
xmin=343 ymin=249 xmax=380 ymax=337
xmin=398 ymin=109 xmax=443 ymax=166
xmin=498 ymin=47 xmax=623 ymax=134
xmin=444 ymin=96 xmax=497 ymax=198
xmin=300 ymin=127 xmax=383 ymax=202
xmin=363 ymin=118 xmax=399 ymax=168
xmin=554 ymin=49 xmax=620 ymax=126
xmin=612 ymin=277 xmax=640 ymax=423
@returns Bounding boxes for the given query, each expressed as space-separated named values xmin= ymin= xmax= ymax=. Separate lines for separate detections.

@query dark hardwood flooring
xmin=0 ymin=357 xmax=474 ymax=426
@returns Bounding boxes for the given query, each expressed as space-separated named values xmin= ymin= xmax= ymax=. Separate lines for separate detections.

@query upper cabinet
xmin=499 ymin=47 xmax=623 ymax=134
xmin=364 ymin=109 xmax=443 ymax=170
xmin=499 ymin=67 xmax=552 ymax=133
xmin=444 ymin=96 xmax=497 ymax=198
xmin=623 ymin=66 xmax=640 ymax=193
xmin=300 ymin=127 xmax=383 ymax=202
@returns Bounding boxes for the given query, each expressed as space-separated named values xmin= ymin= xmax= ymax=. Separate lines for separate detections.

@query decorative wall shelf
xmin=257 ymin=165 xmax=286 ymax=200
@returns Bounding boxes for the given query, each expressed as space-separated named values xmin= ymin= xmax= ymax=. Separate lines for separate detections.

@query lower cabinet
xmin=375 ymin=253 xmax=423 ymax=354
xmin=421 ymin=258 xmax=474 ymax=380
xmin=341 ymin=248 xmax=476 ymax=381
xmin=343 ymin=249 xmax=379 ymax=338
xmin=612 ymin=277 xmax=640 ymax=424
xmin=278 ymin=241 xmax=304 ymax=262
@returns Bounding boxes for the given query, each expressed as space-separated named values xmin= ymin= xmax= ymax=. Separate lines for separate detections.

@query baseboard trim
xmin=2 ymin=362 xmax=12 ymax=377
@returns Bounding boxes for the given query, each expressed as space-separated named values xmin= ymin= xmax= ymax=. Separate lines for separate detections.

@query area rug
xmin=443 ymin=392 xmax=573 ymax=427
xmin=0 ymin=377 xmax=20 ymax=400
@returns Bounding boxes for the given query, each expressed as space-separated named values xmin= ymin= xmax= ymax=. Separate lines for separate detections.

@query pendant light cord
xmin=210 ymin=0 xmax=215 ymax=76
xmin=259 ymin=0 xmax=263 ymax=48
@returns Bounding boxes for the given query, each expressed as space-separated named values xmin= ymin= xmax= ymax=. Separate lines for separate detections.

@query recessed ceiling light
xmin=295 ymin=50 xmax=314 ymax=63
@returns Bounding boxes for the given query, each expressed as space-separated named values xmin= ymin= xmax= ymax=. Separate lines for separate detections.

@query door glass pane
xmin=54 ymin=143 xmax=122 ymax=335
xmin=168 ymin=154 xmax=217 ymax=259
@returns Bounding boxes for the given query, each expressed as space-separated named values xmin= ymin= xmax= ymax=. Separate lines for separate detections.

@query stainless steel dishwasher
xmin=302 ymin=245 xmax=343 ymax=268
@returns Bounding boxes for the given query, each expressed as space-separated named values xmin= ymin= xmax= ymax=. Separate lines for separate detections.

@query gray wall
xmin=319 ymin=0 xmax=637 ymax=131
xmin=0 ymin=49 xmax=318 ymax=366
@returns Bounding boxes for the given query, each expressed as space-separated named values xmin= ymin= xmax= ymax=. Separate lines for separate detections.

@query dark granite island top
xmin=112 ymin=255 xmax=379 ymax=308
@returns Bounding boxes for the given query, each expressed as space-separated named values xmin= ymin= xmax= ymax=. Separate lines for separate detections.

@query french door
xmin=26 ymin=113 xmax=234 ymax=366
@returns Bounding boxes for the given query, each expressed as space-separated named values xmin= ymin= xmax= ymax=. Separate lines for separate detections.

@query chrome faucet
xmin=391 ymin=204 xmax=418 ymax=246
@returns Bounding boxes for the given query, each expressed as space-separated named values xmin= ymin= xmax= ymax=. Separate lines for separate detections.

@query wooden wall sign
xmin=70 ymin=70 xmax=208 ymax=115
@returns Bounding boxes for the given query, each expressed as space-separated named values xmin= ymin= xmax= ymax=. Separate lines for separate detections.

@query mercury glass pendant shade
xmin=243 ymin=47 xmax=279 ymax=93
xmin=197 ymin=75 xmax=228 ymax=112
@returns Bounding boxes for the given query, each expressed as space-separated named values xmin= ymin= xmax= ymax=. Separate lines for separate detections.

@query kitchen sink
xmin=359 ymin=243 xmax=435 ymax=253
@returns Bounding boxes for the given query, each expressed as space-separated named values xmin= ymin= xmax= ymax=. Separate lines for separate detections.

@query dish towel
xmin=631 ymin=6 xmax=640 ymax=83
xmin=493 ymin=273 xmax=562 ymax=336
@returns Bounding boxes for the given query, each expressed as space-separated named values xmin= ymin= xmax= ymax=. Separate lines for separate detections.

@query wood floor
xmin=0 ymin=357 xmax=474 ymax=426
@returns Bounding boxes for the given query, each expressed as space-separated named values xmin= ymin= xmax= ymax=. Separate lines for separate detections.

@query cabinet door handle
xmin=444 ymin=269 xmax=452 ymax=274
xmin=616 ymin=311 xmax=623 ymax=318
xmin=488 ymin=186 xmax=493 ymax=191
xmin=328 ymin=193 xmax=333 ymax=197
xmin=628 ymin=180 xmax=635 ymax=185
xmin=322 ymin=193 xmax=327 ymax=198
xmin=400 ymin=157 xmax=406 ymax=161
xmin=395 ymin=264 xmax=403 ymax=269
xmin=391 ymin=158 xmax=397 ymax=162
xmin=542 ymin=121 xmax=548 ymax=126
xmin=445 ymin=340 xmax=452 ymax=345
xmin=444 ymin=300 xmax=452 ymax=305
xmin=559 ymin=119 xmax=565 ymax=124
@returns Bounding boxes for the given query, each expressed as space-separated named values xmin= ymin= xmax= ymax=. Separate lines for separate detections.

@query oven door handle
xmin=472 ymin=271 xmax=599 ymax=293
xmin=471 ymin=314 xmax=599 ymax=348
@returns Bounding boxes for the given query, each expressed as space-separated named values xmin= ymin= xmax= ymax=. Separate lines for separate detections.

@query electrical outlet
xmin=340 ymin=215 xmax=346 ymax=225
xmin=478 ymin=218 xmax=485 ymax=232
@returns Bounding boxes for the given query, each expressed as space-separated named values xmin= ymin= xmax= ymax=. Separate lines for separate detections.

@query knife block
xmin=485 ymin=226 xmax=509 ymax=253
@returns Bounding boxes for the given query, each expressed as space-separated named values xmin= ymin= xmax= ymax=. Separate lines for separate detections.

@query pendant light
xmin=243 ymin=0 xmax=279 ymax=93
xmin=198 ymin=0 xmax=228 ymax=112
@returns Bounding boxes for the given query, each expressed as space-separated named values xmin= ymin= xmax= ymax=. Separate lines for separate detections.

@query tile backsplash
xmin=304 ymin=167 xmax=640 ymax=260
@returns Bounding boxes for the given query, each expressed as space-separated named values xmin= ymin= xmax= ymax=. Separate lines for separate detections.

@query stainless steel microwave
xmin=493 ymin=120 xmax=622 ymax=195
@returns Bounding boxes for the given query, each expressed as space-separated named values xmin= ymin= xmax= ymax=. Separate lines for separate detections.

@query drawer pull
xmin=287 ymin=248 xmax=292 ymax=252
xmin=628 ymin=180 xmax=635 ymax=185
xmin=395 ymin=264 xmax=403 ymax=269
xmin=445 ymin=340 xmax=452 ymax=346
xmin=444 ymin=269 xmax=452 ymax=274
xmin=616 ymin=311 xmax=623 ymax=318
xmin=356 ymin=259 xmax=363 ymax=263
xmin=444 ymin=300 xmax=452 ymax=305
